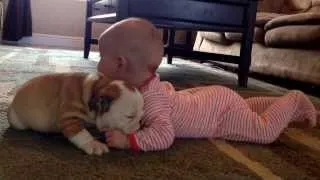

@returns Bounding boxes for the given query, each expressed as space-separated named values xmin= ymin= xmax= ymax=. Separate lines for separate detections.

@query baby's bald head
xmin=98 ymin=18 xmax=163 ymax=73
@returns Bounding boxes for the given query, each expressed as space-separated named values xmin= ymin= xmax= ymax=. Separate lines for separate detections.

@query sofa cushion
xmin=224 ymin=27 xmax=265 ymax=44
xmin=224 ymin=32 xmax=242 ymax=42
xmin=256 ymin=12 xmax=287 ymax=27
xmin=312 ymin=0 xmax=320 ymax=6
xmin=308 ymin=6 xmax=320 ymax=13
xmin=195 ymin=38 xmax=320 ymax=85
xmin=265 ymin=25 xmax=320 ymax=48
xmin=281 ymin=0 xmax=312 ymax=13
xmin=265 ymin=12 xmax=320 ymax=31
xmin=257 ymin=0 xmax=284 ymax=13
xmin=199 ymin=32 xmax=232 ymax=45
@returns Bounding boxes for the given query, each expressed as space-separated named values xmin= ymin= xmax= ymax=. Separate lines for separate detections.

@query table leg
xmin=185 ymin=31 xmax=193 ymax=51
xmin=167 ymin=29 xmax=175 ymax=64
xmin=84 ymin=0 xmax=93 ymax=59
xmin=84 ymin=21 xmax=92 ymax=59
xmin=238 ymin=1 xmax=257 ymax=87
xmin=162 ymin=29 xmax=169 ymax=45
xmin=162 ymin=29 xmax=169 ymax=57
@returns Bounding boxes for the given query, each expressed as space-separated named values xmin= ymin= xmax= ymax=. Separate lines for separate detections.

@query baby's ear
xmin=117 ymin=56 xmax=129 ymax=70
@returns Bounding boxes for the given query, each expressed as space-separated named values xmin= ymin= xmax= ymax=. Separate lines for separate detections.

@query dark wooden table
xmin=99 ymin=0 xmax=259 ymax=87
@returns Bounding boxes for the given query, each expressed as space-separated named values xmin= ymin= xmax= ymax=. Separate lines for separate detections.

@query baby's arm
xmin=128 ymin=91 xmax=175 ymax=152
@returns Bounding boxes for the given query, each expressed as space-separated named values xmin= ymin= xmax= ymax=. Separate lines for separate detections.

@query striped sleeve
xmin=129 ymin=90 xmax=174 ymax=152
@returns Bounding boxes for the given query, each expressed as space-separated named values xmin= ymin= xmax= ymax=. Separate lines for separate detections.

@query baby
xmin=97 ymin=17 xmax=320 ymax=152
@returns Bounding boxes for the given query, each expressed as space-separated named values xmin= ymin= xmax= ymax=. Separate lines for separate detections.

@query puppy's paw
xmin=81 ymin=140 xmax=110 ymax=155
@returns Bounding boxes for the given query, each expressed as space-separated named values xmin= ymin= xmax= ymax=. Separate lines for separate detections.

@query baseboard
xmin=17 ymin=33 xmax=86 ymax=50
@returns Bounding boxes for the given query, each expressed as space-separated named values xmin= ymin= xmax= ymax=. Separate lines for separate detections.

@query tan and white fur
xmin=7 ymin=72 xmax=143 ymax=155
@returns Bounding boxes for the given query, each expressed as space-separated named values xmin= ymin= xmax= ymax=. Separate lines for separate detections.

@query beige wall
xmin=1 ymin=0 xmax=191 ymax=46
xmin=31 ymin=0 xmax=108 ymax=38
xmin=30 ymin=0 xmax=190 ymax=42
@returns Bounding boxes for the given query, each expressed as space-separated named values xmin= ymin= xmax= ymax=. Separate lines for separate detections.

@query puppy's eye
xmin=99 ymin=96 xmax=113 ymax=111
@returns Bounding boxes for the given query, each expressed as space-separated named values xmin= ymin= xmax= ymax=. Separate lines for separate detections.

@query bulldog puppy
xmin=7 ymin=72 xmax=143 ymax=155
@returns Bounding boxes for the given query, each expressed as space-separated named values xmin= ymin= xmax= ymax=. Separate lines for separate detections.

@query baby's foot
xmin=291 ymin=90 xmax=317 ymax=128
xmin=162 ymin=81 xmax=175 ymax=91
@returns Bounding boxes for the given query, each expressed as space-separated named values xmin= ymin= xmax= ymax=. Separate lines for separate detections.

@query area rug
xmin=0 ymin=45 xmax=320 ymax=180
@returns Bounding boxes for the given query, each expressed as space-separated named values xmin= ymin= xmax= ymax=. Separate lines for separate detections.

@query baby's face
xmin=97 ymin=54 xmax=118 ymax=79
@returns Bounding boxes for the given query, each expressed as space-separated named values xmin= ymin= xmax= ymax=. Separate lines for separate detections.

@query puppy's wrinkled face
xmin=89 ymin=76 xmax=144 ymax=134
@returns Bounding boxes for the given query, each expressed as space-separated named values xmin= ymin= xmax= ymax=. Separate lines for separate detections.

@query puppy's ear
xmin=88 ymin=73 xmax=110 ymax=112
xmin=88 ymin=95 xmax=98 ymax=112
xmin=88 ymin=95 xmax=113 ymax=112
xmin=89 ymin=81 xmax=121 ymax=114
xmin=94 ymin=73 xmax=110 ymax=90
xmin=123 ymin=81 xmax=136 ymax=92
xmin=97 ymin=72 xmax=105 ymax=79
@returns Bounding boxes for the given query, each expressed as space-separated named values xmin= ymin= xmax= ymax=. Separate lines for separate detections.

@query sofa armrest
xmin=256 ymin=12 xmax=287 ymax=27
xmin=265 ymin=12 xmax=320 ymax=31
xmin=225 ymin=27 xmax=265 ymax=44
xmin=265 ymin=25 xmax=320 ymax=48
xmin=198 ymin=32 xmax=233 ymax=45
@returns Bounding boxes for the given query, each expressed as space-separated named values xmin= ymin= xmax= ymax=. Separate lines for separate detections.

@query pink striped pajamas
xmin=128 ymin=74 xmax=318 ymax=152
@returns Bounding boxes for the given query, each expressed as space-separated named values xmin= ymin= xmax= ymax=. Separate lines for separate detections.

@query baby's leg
xmin=180 ymin=86 xmax=210 ymax=94
xmin=245 ymin=97 xmax=277 ymax=114
xmin=214 ymin=90 xmax=317 ymax=144
xmin=245 ymin=95 xmax=319 ymax=128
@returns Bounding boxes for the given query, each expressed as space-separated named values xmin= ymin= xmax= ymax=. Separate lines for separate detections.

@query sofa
xmin=193 ymin=0 xmax=320 ymax=86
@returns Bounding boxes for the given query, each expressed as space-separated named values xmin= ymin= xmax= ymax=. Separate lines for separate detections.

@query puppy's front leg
xmin=58 ymin=78 xmax=109 ymax=155
xmin=60 ymin=117 xmax=109 ymax=155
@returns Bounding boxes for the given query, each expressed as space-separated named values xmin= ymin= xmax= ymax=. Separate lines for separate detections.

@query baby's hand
xmin=103 ymin=129 xmax=130 ymax=149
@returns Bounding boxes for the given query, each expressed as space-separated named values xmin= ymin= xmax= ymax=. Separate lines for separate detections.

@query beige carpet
xmin=0 ymin=45 xmax=320 ymax=180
